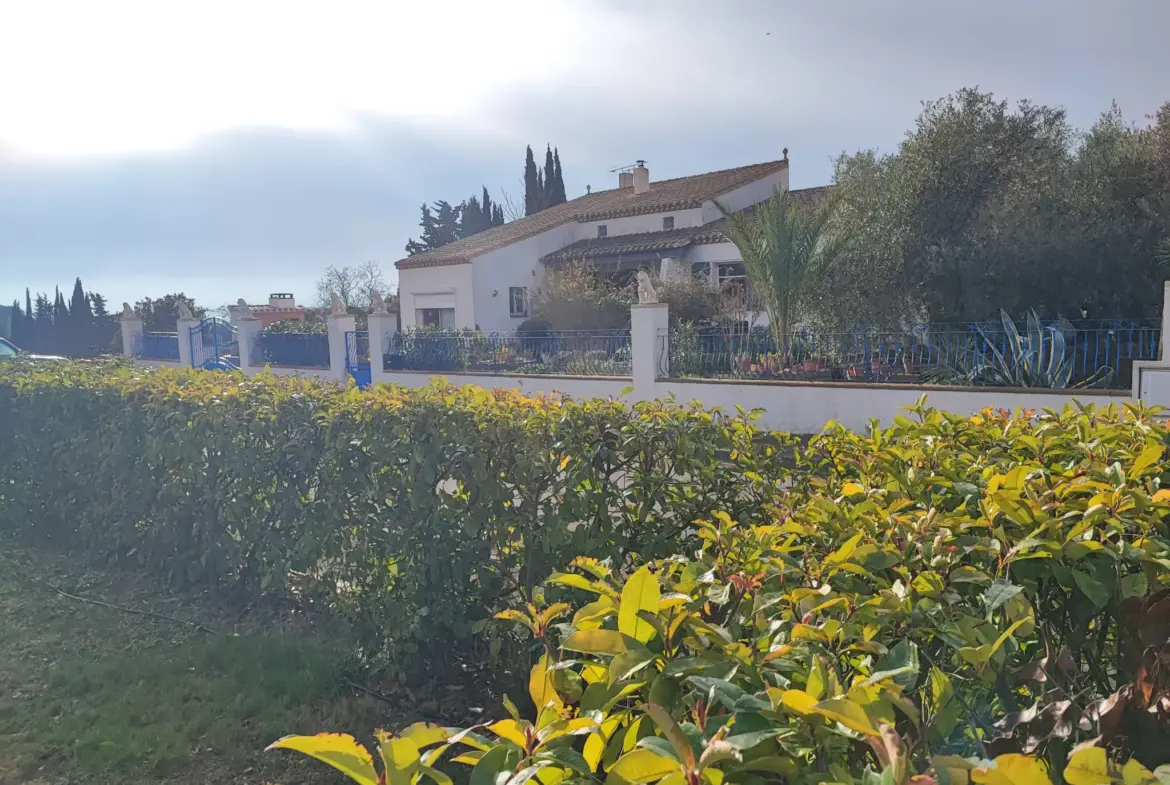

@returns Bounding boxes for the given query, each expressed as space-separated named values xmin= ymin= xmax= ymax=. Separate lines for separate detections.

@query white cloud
xmin=0 ymin=0 xmax=606 ymax=158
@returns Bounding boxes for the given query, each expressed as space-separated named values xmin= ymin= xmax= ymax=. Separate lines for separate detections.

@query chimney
xmin=618 ymin=171 xmax=633 ymax=188
xmin=633 ymin=160 xmax=649 ymax=194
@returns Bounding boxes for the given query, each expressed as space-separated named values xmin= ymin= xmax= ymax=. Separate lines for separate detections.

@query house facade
xmin=395 ymin=154 xmax=828 ymax=332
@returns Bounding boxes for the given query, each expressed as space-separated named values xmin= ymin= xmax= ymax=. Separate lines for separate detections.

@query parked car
xmin=0 ymin=337 xmax=65 ymax=361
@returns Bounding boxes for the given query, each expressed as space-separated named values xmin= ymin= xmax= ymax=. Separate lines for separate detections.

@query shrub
xmin=273 ymin=399 xmax=1170 ymax=785
xmin=262 ymin=318 xmax=327 ymax=334
xmin=534 ymin=262 xmax=632 ymax=331
xmin=0 ymin=359 xmax=789 ymax=678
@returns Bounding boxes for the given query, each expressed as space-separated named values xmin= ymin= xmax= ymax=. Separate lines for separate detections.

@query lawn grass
xmin=0 ymin=546 xmax=399 ymax=784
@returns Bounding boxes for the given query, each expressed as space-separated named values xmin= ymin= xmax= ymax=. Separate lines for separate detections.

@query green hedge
xmin=275 ymin=398 xmax=1170 ymax=785
xmin=0 ymin=360 xmax=791 ymax=674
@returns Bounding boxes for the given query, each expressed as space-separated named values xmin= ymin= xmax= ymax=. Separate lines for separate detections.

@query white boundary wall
xmin=126 ymin=283 xmax=1170 ymax=434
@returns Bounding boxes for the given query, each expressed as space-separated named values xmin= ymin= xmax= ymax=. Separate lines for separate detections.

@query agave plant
xmin=924 ymin=309 xmax=1113 ymax=388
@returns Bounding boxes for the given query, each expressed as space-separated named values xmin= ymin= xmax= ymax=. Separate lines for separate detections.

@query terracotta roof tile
xmin=396 ymin=159 xmax=793 ymax=270
xmin=539 ymin=186 xmax=833 ymax=264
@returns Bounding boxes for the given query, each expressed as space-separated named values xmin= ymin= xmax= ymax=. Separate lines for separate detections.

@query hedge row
xmin=0 ymin=360 xmax=793 ymax=673
xmin=275 ymin=398 xmax=1170 ymax=785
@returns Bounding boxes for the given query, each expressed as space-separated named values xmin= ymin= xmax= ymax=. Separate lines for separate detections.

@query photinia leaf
xmin=267 ymin=733 xmax=380 ymax=785
xmin=619 ymin=566 xmax=661 ymax=643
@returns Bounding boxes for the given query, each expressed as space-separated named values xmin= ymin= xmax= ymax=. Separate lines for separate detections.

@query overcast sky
xmin=2 ymin=0 xmax=1168 ymax=311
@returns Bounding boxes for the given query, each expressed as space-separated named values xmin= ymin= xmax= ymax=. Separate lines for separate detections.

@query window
xmin=597 ymin=225 xmax=607 ymax=238
xmin=418 ymin=308 xmax=456 ymax=329
xmin=718 ymin=262 xmax=747 ymax=286
xmin=509 ymin=287 xmax=529 ymax=318
xmin=0 ymin=339 xmax=18 ymax=359
xmin=662 ymin=216 xmax=674 ymax=230
xmin=691 ymin=262 xmax=711 ymax=281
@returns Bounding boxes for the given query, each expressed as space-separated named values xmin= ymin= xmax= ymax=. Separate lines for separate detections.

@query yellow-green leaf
xmin=825 ymin=532 xmax=864 ymax=565
xmin=267 ymin=733 xmax=380 ymax=785
xmin=972 ymin=754 xmax=1051 ymax=785
xmin=811 ymin=697 xmax=879 ymax=737
xmin=619 ymin=566 xmax=661 ymax=643
xmin=563 ymin=629 xmax=628 ymax=656
xmin=488 ymin=719 xmax=529 ymax=748
xmin=380 ymin=738 xmax=421 ymax=785
xmin=529 ymin=654 xmax=565 ymax=713
xmin=780 ymin=689 xmax=818 ymax=714
xmin=1131 ymin=445 xmax=1164 ymax=477
xmin=606 ymin=748 xmax=682 ymax=785
xmin=400 ymin=722 xmax=450 ymax=749
xmin=1065 ymin=748 xmax=1158 ymax=785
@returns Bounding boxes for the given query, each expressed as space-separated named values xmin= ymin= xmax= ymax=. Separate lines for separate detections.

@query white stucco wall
xmin=575 ymin=208 xmax=705 ymax=241
xmin=650 ymin=379 xmax=1127 ymax=434
xmin=373 ymin=370 xmax=1128 ymax=435
xmin=700 ymin=167 xmax=790 ymax=223
xmin=398 ymin=263 xmax=476 ymax=329
xmin=470 ymin=223 xmax=578 ymax=332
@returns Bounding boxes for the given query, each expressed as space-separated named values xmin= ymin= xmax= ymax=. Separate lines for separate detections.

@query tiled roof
xmin=540 ymin=186 xmax=834 ymax=264
xmin=396 ymin=159 xmax=792 ymax=270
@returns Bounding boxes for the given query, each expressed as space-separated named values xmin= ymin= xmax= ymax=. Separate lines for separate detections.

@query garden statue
xmin=177 ymin=302 xmax=194 ymax=321
xmin=370 ymin=292 xmax=388 ymax=314
xmin=330 ymin=293 xmax=345 ymax=315
xmin=636 ymin=269 xmax=658 ymax=304
xmin=234 ymin=298 xmax=252 ymax=319
xmin=121 ymin=302 xmax=135 ymax=319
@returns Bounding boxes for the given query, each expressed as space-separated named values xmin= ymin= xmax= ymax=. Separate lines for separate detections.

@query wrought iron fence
xmin=664 ymin=320 xmax=1159 ymax=388
xmin=260 ymin=331 xmax=330 ymax=368
xmin=140 ymin=332 xmax=179 ymax=360
xmin=385 ymin=330 xmax=633 ymax=377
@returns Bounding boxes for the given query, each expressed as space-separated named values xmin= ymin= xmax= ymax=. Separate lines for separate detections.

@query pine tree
xmin=89 ymin=292 xmax=109 ymax=318
xmin=405 ymin=204 xmax=437 ymax=255
xmin=524 ymin=145 xmax=540 ymax=216
xmin=431 ymin=201 xmax=461 ymax=246
xmin=552 ymin=148 xmax=567 ymax=205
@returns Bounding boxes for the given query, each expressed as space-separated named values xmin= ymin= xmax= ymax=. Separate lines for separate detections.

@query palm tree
xmin=716 ymin=187 xmax=848 ymax=355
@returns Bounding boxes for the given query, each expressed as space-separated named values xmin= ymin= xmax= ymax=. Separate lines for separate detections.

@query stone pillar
xmin=631 ymin=302 xmax=669 ymax=400
xmin=327 ymin=313 xmax=357 ymax=382
xmin=235 ymin=316 xmax=263 ymax=375
xmin=367 ymin=311 xmax=396 ymax=387
xmin=177 ymin=316 xmax=200 ymax=367
xmin=120 ymin=312 xmax=144 ymax=358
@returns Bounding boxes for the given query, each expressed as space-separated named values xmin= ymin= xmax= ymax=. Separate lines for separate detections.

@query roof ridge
xmin=397 ymin=158 xmax=791 ymax=270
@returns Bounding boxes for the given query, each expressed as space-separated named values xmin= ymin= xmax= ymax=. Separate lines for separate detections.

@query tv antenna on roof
xmin=609 ymin=161 xmax=645 ymax=173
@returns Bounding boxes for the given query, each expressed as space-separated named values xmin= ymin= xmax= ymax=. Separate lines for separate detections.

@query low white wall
xmin=381 ymin=371 xmax=631 ymax=399
xmin=652 ymin=378 xmax=1130 ymax=433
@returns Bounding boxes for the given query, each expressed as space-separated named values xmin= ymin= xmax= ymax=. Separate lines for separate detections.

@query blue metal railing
xmin=665 ymin=321 xmax=1159 ymax=388
xmin=385 ymin=330 xmax=633 ymax=377
xmin=140 ymin=332 xmax=179 ymax=360
xmin=260 ymin=332 xmax=330 ymax=368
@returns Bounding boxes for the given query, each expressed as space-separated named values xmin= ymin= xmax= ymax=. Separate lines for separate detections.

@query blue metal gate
xmin=345 ymin=330 xmax=371 ymax=389
xmin=189 ymin=317 xmax=240 ymax=370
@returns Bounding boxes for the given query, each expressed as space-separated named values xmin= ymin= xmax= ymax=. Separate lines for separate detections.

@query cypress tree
xmin=69 ymin=277 xmax=94 ymax=356
xmin=492 ymin=204 xmax=505 ymax=227
xmin=25 ymin=288 xmax=32 ymax=319
xmin=543 ymin=145 xmax=557 ymax=209
xmin=552 ymin=148 xmax=566 ymax=204
xmin=524 ymin=145 xmax=540 ymax=216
